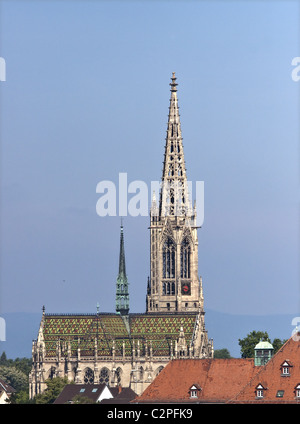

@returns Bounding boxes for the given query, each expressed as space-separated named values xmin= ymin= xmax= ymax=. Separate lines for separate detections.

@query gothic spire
xmin=116 ymin=222 xmax=129 ymax=315
xmin=159 ymin=72 xmax=191 ymax=218
xmin=118 ymin=222 xmax=126 ymax=277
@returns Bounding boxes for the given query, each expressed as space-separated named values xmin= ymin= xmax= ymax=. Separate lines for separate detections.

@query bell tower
xmin=146 ymin=73 xmax=203 ymax=314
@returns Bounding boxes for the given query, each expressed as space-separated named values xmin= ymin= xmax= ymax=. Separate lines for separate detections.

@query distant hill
xmin=0 ymin=310 xmax=297 ymax=359
xmin=204 ymin=310 xmax=297 ymax=357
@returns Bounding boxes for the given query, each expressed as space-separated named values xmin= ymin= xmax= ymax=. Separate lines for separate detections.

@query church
xmin=29 ymin=73 xmax=213 ymax=398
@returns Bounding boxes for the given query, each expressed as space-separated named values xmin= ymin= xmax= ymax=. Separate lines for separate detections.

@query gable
xmin=97 ymin=385 xmax=113 ymax=403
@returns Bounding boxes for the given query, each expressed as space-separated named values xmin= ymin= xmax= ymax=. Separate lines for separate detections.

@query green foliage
xmin=272 ymin=338 xmax=287 ymax=354
xmin=238 ymin=331 xmax=287 ymax=358
xmin=0 ymin=351 xmax=8 ymax=365
xmin=0 ymin=365 xmax=28 ymax=392
xmin=71 ymin=394 xmax=96 ymax=404
xmin=0 ymin=352 xmax=31 ymax=375
xmin=34 ymin=377 xmax=70 ymax=404
xmin=238 ymin=331 xmax=269 ymax=358
xmin=214 ymin=348 xmax=231 ymax=359
xmin=0 ymin=352 xmax=32 ymax=403
xmin=10 ymin=390 xmax=34 ymax=404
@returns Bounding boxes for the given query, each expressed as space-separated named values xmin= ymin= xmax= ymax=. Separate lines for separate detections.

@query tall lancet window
xmin=181 ymin=238 xmax=191 ymax=278
xmin=163 ymin=238 xmax=176 ymax=278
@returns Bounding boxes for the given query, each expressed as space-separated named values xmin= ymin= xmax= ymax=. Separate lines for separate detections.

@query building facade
xmin=29 ymin=73 xmax=213 ymax=398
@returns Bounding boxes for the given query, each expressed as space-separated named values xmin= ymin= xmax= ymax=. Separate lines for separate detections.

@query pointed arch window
xmin=181 ymin=238 xmax=191 ymax=278
xmin=163 ymin=238 xmax=176 ymax=278
xmin=99 ymin=367 xmax=110 ymax=385
xmin=84 ymin=368 xmax=94 ymax=384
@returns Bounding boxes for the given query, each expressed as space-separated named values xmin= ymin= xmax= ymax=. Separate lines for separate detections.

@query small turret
xmin=254 ymin=339 xmax=274 ymax=366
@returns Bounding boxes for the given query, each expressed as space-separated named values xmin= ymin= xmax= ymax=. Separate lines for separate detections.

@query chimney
xmin=118 ymin=385 xmax=122 ymax=394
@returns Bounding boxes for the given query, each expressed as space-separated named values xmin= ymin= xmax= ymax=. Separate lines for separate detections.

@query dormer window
xmin=281 ymin=361 xmax=292 ymax=376
xmin=255 ymin=384 xmax=266 ymax=399
xmin=189 ymin=384 xmax=201 ymax=399
xmin=295 ymin=384 xmax=300 ymax=398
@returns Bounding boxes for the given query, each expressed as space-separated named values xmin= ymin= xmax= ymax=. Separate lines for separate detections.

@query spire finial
xmin=170 ymin=71 xmax=178 ymax=92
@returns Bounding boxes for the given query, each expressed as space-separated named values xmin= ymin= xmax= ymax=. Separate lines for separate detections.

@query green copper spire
xmin=116 ymin=223 xmax=130 ymax=315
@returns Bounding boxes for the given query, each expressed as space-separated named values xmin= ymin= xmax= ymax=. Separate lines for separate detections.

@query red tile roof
xmin=134 ymin=358 xmax=257 ymax=403
xmin=134 ymin=334 xmax=300 ymax=404
xmin=229 ymin=334 xmax=300 ymax=403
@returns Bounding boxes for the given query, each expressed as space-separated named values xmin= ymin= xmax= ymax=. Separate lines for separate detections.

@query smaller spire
xmin=116 ymin=223 xmax=130 ymax=315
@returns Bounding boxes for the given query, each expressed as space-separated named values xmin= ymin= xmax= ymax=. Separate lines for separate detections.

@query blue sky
xmin=0 ymin=0 xmax=299 ymax=320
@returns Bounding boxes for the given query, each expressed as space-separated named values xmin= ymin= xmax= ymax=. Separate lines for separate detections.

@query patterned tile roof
xmin=130 ymin=313 xmax=197 ymax=356
xmin=42 ymin=312 xmax=198 ymax=358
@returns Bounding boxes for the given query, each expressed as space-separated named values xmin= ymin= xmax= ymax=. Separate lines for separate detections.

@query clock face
xmin=181 ymin=282 xmax=191 ymax=295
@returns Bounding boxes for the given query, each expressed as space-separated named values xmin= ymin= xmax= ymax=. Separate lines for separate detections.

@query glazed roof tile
xmin=42 ymin=312 xmax=198 ymax=358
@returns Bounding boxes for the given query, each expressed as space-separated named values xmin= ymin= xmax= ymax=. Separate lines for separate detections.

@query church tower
xmin=116 ymin=223 xmax=130 ymax=315
xmin=147 ymin=73 xmax=203 ymax=314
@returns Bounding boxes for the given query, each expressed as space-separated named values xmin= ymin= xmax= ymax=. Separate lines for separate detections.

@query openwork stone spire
xmin=159 ymin=72 xmax=191 ymax=218
xmin=147 ymin=73 xmax=204 ymax=315
xmin=116 ymin=223 xmax=129 ymax=315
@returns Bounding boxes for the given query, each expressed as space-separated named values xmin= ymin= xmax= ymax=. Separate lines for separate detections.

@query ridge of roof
xmin=44 ymin=311 xmax=198 ymax=317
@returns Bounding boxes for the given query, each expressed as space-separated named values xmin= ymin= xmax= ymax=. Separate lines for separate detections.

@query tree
xmin=10 ymin=390 xmax=34 ymax=404
xmin=0 ymin=352 xmax=8 ymax=365
xmin=13 ymin=357 xmax=32 ymax=376
xmin=34 ymin=377 xmax=70 ymax=404
xmin=238 ymin=331 xmax=287 ymax=358
xmin=0 ymin=365 xmax=28 ymax=392
xmin=272 ymin=338 xmax=287 ymax=354
xmin=214 ymin=348 xmax=231 ymax=359
xmin=238 ymin=331 xmax=270 ymax=358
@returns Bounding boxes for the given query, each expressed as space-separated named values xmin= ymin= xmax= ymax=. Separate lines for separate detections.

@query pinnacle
xmin=170 ymin=71 xmax=178 ymax=92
